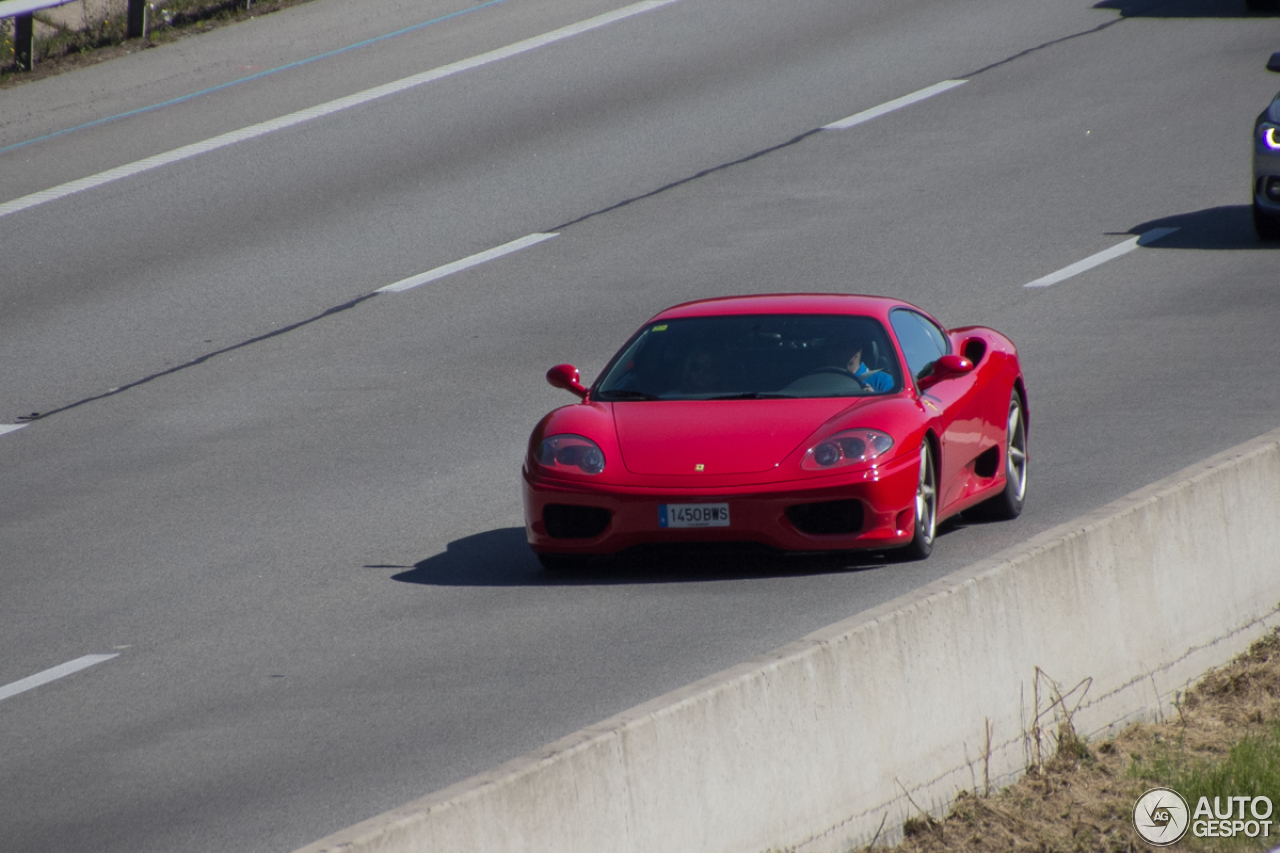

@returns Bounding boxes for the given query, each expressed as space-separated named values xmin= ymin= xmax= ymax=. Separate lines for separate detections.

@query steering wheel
xmin=805 ymin=366 xmax=871 ymax=389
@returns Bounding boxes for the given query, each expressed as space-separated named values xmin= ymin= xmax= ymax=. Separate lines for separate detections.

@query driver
xmin=846 ymin=345 xmax=893 ymax=392
xmin=680 ymin=348 xmax=723 ymax=393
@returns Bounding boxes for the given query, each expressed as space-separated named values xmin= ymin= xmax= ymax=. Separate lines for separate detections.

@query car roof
xmin=650 ymin=293 xmax=911 ymax=322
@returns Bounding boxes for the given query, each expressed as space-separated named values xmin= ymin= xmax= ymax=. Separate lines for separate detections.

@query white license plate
xmin=659 ymin=503 xmax=731 ymax=528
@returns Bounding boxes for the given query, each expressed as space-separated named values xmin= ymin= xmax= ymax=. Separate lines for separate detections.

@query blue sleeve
xmin=868 ymin=372 xmax=894 ymax=392
xmin=855 ymin=364 xmax=894 ymax=392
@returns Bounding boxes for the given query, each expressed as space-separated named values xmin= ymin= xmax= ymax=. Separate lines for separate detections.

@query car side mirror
xmin=1269 ymin=52 xmax=1280 ymax=73
xmin=546 ymin=364 xmax=588 ymax=399
xmin=918 ymin=354 xmax=974 ymax=390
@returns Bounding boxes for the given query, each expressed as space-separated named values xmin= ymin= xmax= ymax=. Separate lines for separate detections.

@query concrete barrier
xmin=295 ymin=427 xmax=1280 ymax=853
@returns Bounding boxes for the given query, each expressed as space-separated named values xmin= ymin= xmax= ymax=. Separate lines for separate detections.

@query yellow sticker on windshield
xmin=653 ymin=325 xmax=668 ymax=331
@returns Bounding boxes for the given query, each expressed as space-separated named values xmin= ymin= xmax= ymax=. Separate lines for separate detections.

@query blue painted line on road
xmin=0 ymin=0 xmax=515 ymax=157
xmin=0 ymin=0 xmax=686 ymax=219
xmin=0 ymin=654 xmax=119 ymax=703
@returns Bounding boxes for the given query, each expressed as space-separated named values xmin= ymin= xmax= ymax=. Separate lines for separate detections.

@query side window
xmin=890 ymin=309 xmax=949 ymax=380
xmin=919 ymin=314 xmax=950 ymax=357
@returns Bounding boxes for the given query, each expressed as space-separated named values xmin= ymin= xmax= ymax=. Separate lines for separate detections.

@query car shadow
xmin=1094 ymin=0 xmax=1279 ymax=17
xmin=378 ymin=527 xmax=938 ymax=587
xmin=1117 ymin=205 xmax=1276 ymax=250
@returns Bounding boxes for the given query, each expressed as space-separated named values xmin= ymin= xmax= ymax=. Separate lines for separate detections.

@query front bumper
xmin=1254 ymin=125 xmax=1280 ymax=214
xmin=523 ymin=451 xmax=921 ymax=556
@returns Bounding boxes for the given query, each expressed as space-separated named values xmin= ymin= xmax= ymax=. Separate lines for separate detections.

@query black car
xmin=1253 ymin=52 xmax=1280 ymax=239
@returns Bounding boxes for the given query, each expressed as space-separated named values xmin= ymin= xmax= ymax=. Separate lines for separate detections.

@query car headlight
xmin=1260 ymin=123 xmax=1280 ymax=151
xmin=535 ymin=434 xmax=606 ymax=475
xmin=801 ymin=429 xmax=894 ymax=471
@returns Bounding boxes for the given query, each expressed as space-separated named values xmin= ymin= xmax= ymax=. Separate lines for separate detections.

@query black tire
xmin=897 ymin=442 xmax=938 ymax=561
xmin=975 ymin=395 xmax=1028 ymax=521
xmin=1254 ymin=202 xmax=1280 ymax=241
xmin=1246 ymin=0 xmax=1279 ymax=12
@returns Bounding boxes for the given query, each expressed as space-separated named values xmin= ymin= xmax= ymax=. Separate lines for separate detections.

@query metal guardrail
xmin=1 ymin=0 xmax=148 ymax=71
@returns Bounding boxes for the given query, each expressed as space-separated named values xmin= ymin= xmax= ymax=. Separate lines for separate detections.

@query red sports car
xmin=522 ymin=294 xmax=1027 ymax=568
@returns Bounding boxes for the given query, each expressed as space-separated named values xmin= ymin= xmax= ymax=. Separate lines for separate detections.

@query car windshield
xmin=594 ymin=314 xmax=902 ymax=401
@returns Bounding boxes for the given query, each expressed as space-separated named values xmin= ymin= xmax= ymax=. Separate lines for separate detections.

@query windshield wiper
xmin=598 ymin=390 xmax=660 ymax=401
xmin=706 ymin=392 xmax=796 ymax=400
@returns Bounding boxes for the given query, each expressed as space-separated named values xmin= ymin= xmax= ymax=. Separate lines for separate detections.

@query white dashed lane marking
xmin=376 ymin=233 xmax=558 ymax=293
xmin=0 ymin=654 xmax=119 ymax=703
xmin=822 ymin=80 xmax=967 ymax=130
xmin=1023 ymin=228 xmax=1180 ymax=288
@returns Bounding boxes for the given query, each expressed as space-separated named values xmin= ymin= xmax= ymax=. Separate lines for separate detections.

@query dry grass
xmin=881 ymin=630 xmax=1280 ymax=852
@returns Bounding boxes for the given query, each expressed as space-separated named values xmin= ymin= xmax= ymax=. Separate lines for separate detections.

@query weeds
xmin=1132 ymin=723 xmax=1280 ymax=851
xmin=882 ymin=630 xmax=1280 ymax=853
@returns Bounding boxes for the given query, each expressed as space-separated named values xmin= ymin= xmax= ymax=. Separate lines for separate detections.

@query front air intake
xmin=786 ymin=499 xmax=864 ymax=536
xmin=544 ymin=504 xmax=611 ymax=539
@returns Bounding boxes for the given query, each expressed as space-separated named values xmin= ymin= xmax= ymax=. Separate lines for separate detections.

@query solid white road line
xmin=376 ymin=233 xmax=558 ymax=293
xmin=1022 ymin=227 xmax=1180 ymax=288
xmin=0 ymin=654 xmax=119 ymax=703
xmin=822 ymin=80 xmax=967 ymax=130
xmin=0 ymin=0 xmax=686 ymax=221
xmin=0 ymin=424 xmax=27 ymax=437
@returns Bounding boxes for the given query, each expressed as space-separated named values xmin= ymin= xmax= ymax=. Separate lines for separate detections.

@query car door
xmin=889 ymin=309 xmax=984 ymax=514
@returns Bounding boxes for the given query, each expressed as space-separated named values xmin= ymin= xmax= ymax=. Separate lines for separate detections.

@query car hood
xmin=611 ymin=398 xmax=858 ymax=475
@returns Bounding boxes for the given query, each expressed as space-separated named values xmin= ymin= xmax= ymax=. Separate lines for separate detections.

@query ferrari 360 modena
xmin=522 ymin=294 xmax=1027 ymax=568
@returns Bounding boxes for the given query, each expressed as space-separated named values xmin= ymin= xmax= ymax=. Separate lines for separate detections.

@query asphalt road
xmin=2 ymin=0 xmax=1279 ymax=850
